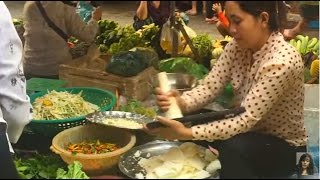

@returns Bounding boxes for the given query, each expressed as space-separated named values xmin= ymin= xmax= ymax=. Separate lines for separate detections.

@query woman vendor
xmin=144 ymin=1 xmax=307 ymax=178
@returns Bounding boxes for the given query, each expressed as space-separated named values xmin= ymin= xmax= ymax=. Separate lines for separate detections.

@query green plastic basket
xmin=27 ymin=87 xmax=116 ymax=137
xmin=26 ymin=78 xmax=67 ymax=96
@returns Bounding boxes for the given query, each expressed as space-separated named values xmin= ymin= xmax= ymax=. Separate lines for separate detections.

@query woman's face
xmin=225 ymin=1 xmax=270 ymax=51
xmin=302 ymin=157 xmax=311 ymax=169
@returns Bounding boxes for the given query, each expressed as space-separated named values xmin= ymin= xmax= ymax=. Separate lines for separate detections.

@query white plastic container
xmin=303 ymin=84 xmax=319 ymax=170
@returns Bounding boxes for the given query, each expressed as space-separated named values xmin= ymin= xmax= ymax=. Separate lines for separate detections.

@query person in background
xmin=283 ymin=1 xmax=319 ymax=40
xmin=134 ymin=1 xmax=190 ymax=30
xmin=211 ymin=2 xmax=230 ymax=37
xmin=23 ymin=1 xmax=102 ymax=79
xmin=144 ymin=1 xmax=307 ymax=178
xmin=0 ymin=1 xmax=32 ymax=179
xmin=185 ymin=1 xmax=206 ymax=16
xmin=205 ymin=1 xmax=223 ymax=24
xmin=134 ymin=1 xmax=170 ymax=30
xmin=76 ymin=1 xmax=102 ymax=23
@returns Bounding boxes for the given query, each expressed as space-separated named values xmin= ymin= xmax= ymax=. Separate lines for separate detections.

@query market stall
xmin=11 ymin=2 xmax=320 ymax=178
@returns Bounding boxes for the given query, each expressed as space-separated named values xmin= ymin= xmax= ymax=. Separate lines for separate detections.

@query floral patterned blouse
xmin=0 ymin=2 xmax=32 ymax=149
xmin=181 ymin=32 xmax=307 ymax=147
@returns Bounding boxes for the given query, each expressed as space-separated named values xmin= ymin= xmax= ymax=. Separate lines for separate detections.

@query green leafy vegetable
xmin=159 ymin=57 xmax=209 ymax=80
xmin=56 ymin=161 xmax=89 ymax=179
xmin=14 ymin=154 xmax=65 ymax=179
xmin=95 ymin=20 xmax=159 ymax=54
xmin=192 ymin=34 xmax=213 ymax=64
xmin=119 ymin=99 xmax=157 ymax=118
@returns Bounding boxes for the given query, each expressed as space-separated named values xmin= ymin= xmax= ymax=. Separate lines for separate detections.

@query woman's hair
xmin=233 ymin=1 xmax=287 ymax=32
xmin=297 ymin=153 xmax=315 ymax=176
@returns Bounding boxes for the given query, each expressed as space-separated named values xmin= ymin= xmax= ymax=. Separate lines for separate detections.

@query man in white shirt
xmin=0 ymin=1 xmax=32 ymax=178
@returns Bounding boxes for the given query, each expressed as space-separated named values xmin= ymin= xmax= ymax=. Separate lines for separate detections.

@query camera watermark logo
xmin=295 ymin=152 xmax=319 ymax=179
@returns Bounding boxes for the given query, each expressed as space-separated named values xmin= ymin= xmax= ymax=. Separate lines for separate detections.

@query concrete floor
xmin=4 ymin=1 xmax=223 ymax=39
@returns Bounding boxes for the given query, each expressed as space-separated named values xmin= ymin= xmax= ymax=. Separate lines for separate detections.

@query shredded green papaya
xmin=33 ymin=90 xmax=99 ymax=120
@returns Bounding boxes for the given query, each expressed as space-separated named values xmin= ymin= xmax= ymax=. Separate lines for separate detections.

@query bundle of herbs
xmin=95 ymin=20 xmax=159 ymax=55
xmin=13 ymin=154 xmax=89 ymax=179
xmin=192 ymin=34 xmax=213 ymax=67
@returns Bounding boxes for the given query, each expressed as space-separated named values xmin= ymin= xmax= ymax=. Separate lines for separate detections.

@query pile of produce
xmin=211 ymin=36 xmax=233 ymax=59
xmin=66 ymin=140 xmax=119 ymax=155
xmin=32 ymin=90 xmax=99 ymax=120
xmin=105 ymin=47 xmax=159 ymax=77
xmin=289 ymin=35 xmax=319 ymax=56
xmin=158 ymin=57 xmax=209 ymax=80
xmin=289 ymin=35 xmax=319 ymax=83
xmin=95 ymin=20 xmax=159 ymax=55
xmin=179 ymin=35 xmax=233 ymax=68
xmin=191 ymin=34 xmax=213 ymax=66
xmin=14 ymin=154 xmax=88 ymax=179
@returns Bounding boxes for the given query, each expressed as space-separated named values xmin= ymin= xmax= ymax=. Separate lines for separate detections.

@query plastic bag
xmin=160 ymin=20 xmax=197 ymax=55
xmin=106 ymin=47 xmax=159 ymax=77
xmin=76 ymin=1 xmax=94 ymax=23
xmin=160 ymin=20 xmax=184 ymax=54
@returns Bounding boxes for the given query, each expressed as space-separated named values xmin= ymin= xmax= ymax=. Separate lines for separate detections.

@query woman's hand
xmin=212 ymin=3 xmax=222 ymax=14
xmin=92 ymin=6 xmax=102 ymax=21
xmin=143 ymin=116 xmax=193 ymax=141
xmin=155 ymin=87 xmax=186 ymax=112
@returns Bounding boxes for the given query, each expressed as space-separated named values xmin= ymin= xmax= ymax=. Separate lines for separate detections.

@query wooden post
xmin=170 ymin=1 xmax=178 ymax=57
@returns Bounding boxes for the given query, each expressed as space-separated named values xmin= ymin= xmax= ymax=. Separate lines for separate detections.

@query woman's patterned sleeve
xmin=181 ymin=42 xmax=235 ymax=113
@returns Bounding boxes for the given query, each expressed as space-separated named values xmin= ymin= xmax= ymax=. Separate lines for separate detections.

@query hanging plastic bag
xmin=160 ymin=19 xmax=197 ymax=55
xmin=76 ymin=1 xmax=94 ymax=23
xmin=160 ymin=20 xmax=184 ymax=55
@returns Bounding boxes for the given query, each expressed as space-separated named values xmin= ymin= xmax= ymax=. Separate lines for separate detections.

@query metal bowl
xmin=152 ymin=73 xmax=198 ymax=92
xmin=86 ymin=111 xmax=156 ymax=130
xmin=118 ymin=140 xmax=219 ymax=179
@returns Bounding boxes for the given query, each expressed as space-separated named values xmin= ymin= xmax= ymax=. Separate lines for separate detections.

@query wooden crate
xmin=59 ymin=54 xmax=159 ymax=101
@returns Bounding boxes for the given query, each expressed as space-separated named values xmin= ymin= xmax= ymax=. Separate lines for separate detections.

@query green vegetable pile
xmin=14 ymin=154 xmax=64 ymax=179
xmin=14 ymin=154 xmax=89 ymax=179
xmin=95 ymin=20 xmax=160 ymax=55
xmin=159 ymin=57 xmax=209 ymax=80
xmin=192 ymin=34 xmax=213 ymax=65
xmin=56 ymin=161 xmax=89 ymax=179
xmin=119 ymin=99 xmax=157 ymax=118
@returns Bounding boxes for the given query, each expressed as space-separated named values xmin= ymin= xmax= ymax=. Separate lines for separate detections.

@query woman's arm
xmin=136 ymin=1 xmax=148 ymax=20
xmin=180 ymin=42 xmax=235 ymax=113
xmin=213 ymin=3 xmax=229 ymax=27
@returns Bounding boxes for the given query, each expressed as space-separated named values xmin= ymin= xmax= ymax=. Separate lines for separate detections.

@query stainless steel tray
xmin=86 ymin=111 xmax=156 ymax=130
xmin=118 ymin=140 xmax=219 ymax=179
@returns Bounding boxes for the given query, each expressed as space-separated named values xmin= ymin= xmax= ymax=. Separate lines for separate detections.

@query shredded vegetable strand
xmin=33 ymin=90 xmax=99 ymax=120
